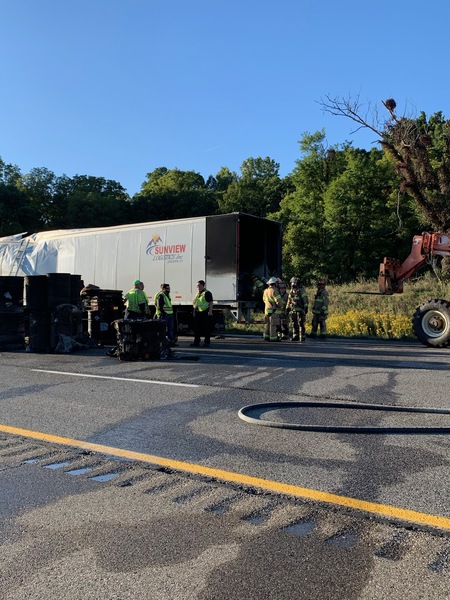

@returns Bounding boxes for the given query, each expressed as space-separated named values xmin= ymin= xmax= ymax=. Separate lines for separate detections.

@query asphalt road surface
xmin=1 ymin=336 xmax=450 ymax=599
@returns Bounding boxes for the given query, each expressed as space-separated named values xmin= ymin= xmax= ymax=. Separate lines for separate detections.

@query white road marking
xmin=31 ymin=369 xmax=200 ymax=388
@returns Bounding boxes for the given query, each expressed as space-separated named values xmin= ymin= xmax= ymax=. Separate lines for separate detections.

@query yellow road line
xmin=2 ymin=422 xmax=449 ymax=531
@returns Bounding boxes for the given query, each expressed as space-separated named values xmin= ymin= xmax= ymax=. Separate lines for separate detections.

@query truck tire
xmin=412 ymin=299 xmax=450 ymax=347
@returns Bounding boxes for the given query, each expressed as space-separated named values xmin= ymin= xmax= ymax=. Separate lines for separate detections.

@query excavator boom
xmin=379 ymin=233 xmax=450 ymax=294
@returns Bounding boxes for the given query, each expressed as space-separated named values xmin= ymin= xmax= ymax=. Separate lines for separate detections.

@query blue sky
xmin=1 ymin=1 xmax=448 ymax=197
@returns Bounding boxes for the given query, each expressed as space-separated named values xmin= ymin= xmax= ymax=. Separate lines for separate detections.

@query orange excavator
xmin=379 ymin=232 xmax=450 ymax=347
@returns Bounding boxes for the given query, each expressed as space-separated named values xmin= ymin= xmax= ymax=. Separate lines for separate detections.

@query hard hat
xmin=134 ymin=279 xmax=142 ymax=285
xmin=267 ymin=276 xmax=278 ymax=285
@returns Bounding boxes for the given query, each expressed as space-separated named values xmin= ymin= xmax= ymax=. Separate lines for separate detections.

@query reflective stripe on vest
xmin=263 ymin=287 xmax=281 ymax=315
xmin=194 ymin=289 xmax=210 ymax=312
xmin=125 ymin=288 xmax=148 ymax=313
xmin=155 ymin=291 xmax=173 ymax=316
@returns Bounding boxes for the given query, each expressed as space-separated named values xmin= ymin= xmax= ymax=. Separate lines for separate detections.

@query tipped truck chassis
xmin=0 ymin=212 xmax=282 ymax=331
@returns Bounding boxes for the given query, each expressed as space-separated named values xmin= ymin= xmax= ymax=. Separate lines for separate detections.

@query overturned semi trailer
xmin=0 ymin=213 xmax=282 ymax=327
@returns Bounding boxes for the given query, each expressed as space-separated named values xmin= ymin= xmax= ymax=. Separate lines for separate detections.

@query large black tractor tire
xmin=412 ymin=299 xmax=450 ymax=348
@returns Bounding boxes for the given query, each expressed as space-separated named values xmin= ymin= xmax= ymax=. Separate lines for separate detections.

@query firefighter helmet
xmin=290 ymin=276 xmax=301 ymax=287
xmin=267 ymin=277 xmax=278 ymax=285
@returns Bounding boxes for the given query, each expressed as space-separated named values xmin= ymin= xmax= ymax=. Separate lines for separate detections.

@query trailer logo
xmin=145 ymin=233 xmax=186 ymax=263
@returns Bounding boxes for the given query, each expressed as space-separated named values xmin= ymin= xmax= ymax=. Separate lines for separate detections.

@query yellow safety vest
xmin=193 ymin=289 xmax=210 ymax=312
xmin=155 ymin=291 xmax=173 ymax=316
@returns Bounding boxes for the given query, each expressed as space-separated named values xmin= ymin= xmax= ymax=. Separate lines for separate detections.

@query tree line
xmin=2 ymin=99 xmax=449 ymax=284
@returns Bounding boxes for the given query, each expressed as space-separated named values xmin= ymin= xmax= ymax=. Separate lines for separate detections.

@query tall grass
xmin=325 ymin=273 xmax=450 ymax=339
xmin=226 ymin=273 xmax=450 ymax=340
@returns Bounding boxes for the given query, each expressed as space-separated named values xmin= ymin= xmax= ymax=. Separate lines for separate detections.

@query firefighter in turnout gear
xmin=251 ymin=274 xmax=266 ymax=301
xmin=310 ymin=278 xmax=329 ymax=339
xmin=287 ymin=277 xmax=309 ymax=341
xmin=276 ymin=282 xmax=289 ymax=340
xmin=263 ymin=277 xmax=282 ymax=341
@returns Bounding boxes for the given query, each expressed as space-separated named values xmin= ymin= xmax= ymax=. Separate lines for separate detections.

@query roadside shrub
xmin=324 ymin=310 xmax=413 ymax=339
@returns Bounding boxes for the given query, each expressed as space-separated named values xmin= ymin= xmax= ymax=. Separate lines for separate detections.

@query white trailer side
xmin=0 ymin=213 xmax=282 ymax=313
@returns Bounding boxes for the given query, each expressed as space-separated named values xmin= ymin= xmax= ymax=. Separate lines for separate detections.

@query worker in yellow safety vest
xmin=124 ymin=280 xmax=149 ymax=320
xmin=154 ymin=283 xmax=177 ymax=347
xmin=191 ymin=280 xmax=213 ymax=347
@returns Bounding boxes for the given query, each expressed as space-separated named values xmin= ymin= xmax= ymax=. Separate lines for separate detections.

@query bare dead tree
xmin=319 ymin=95 xmax=450 ymax=231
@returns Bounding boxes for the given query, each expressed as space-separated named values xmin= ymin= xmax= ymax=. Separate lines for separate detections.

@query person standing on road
xmin=263 ymin=277 xmax=282 ymax=342
xmin=310 ymin=278 xmax=329 ymax=339
xmin=154 ymin=283 xmax=178 ymax=347
xmin=124 ymin=280 xmax=150 ymax=320
xmin=276 ymin=282 xmax=289 ymax=340
xmin=191 ymin=280 xmax=213 ymax=347
xmin=287 ymin=277 xmax=309 ymax=342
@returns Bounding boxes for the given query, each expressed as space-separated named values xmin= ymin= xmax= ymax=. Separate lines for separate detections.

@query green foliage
xmin=272 ymin=132 xmax=424 ymax=284
xmin=133 ymin=167 xmax=217 ymax=221
xmin=1 ymin=101 xmax=448 ymax=288
xmin=0 ymin=157 xmax=22 ymax=186
xmin=207 ymin=167 xmax=238 ymax=192
xmin=317 ymin=272 xmax=450 ymax=339
xmin=272 ymin=131 xmax=335 ymax=280
xmin=57 ymin=175 xmax=130 ymax=228
xmin=218 ymin=156 xmax=287 ymax=217
xmin=323 ymin=148 xmax=409 ymax=280
xmin=0 ymin=183 xmax=40 ymax=236
xmin=15 ymin=170 xmax=131 ymax=230
xmin=324 ymin=272 xmax=450 ymax=315
xmin=0 ymin=158 xmax=40 ymax=236
xmin=18 ymin=167 xmax=63 ymax=229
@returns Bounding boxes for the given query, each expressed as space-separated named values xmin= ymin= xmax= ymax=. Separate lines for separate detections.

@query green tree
xmin=273 ymin=132 xmax=347 ymax=281
xmin=218 ymin=157 xmax=287 ymax=217
xmin=17 ymin=170 xmax=130 ymax=230
xmin=273 ymin=132 xmax=420 ymax=282
xmin=208 ymin=167 xmax=238 ymax=192
xmin=62 ymin=175 xmax=130 ymax=228
xmin=132 ymin=168 xmax=217 ymax=222
xmin=0 ymin=184 xmax=40 ymax=237
xmin=0 ymin=158 xmax=41 ymax=236
xmin=0 ymin=157 xmax=22 ymax=186
xmin=323 ymin=148 xmax=414 ymax=280
xmin=19 ymin=167 xmax=61 ymax=229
